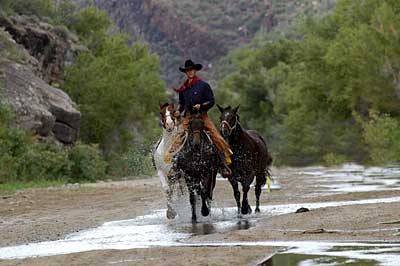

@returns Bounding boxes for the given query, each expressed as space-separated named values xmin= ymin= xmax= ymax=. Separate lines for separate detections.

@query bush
xmin=359 ymin=111 xmax=400 ymax=165
xmin=68 ymin=143 xmax=108 ymax=183
xmin=18 ymin=143 xmax=71 ymax=182
xmin=106 ymin=147 xmax=155 ymax=178
xmin=323 ymin=153 xmax=348 ymax=166
xmin=64 ymin=30 xmax=165 ymax=151
xmin=0 ymin=106 xmax=111 ymax=184
xmin=9 ymin=0 xmax=54 ymax=18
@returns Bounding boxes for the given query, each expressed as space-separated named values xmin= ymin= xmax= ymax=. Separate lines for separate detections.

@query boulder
xmin=0 ymin=59 xmax=80 ymax=144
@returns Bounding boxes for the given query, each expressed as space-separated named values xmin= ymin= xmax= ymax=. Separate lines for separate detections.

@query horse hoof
xmin=166 ymin=207 xmax=177 ymax=220
xmin=241 ymin=205 xmax=252 ymax=215
xmin=201 ymin=207 xmax=210 ymax=217
xmin=191 ymin=217 xmax=197 ymax=224
xmin=255 ymin=207 xmax=261 ymax=213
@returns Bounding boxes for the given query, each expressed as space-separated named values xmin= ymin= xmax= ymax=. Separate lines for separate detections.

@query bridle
xmin=221 ymin=115 xmax=239 ymax=136
xmin=161 ymin=108 xmax=177 ymax=131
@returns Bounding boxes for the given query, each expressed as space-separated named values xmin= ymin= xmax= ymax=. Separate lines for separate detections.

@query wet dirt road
xmin=1 ymin=164 xmax=400 ymax=265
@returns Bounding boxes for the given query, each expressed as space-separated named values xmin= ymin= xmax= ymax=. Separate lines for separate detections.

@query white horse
xmin=153 ymin=103 xmax=186 ymax=219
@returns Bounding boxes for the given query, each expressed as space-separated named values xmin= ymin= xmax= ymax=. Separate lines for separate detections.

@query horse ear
xmin=159 ymin=102 xmax=169 ymax=110
xmin=217 ymin=104 xmax=224 ymax=113
xmin=233 ymin=105 xmax=240 ymax=113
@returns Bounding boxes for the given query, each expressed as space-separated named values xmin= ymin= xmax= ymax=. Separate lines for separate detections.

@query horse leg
xmin=201 ymin=174 xmax=213 ymax=217
xmin=165 ymin=170 xmax=178 ymax=219
xmin=166 ymin=186 xmax=177 ymax=219
xmin=255 ymin=173 xmax=266 ymax=213
xmin=201 ymin=193 xmax=210 ymax=217
xmin=255 ymin=173 xmax=267 ymax=212
xmin=229 ymin=179 xmax=241 ymax=215
xmin=241 ymin=184 xmax=252 ymax=215
xmin=189 ymin=189 xmax=197 ymax=223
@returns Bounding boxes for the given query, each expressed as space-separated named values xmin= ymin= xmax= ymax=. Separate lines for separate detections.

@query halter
xmin=221 ymin=115 xmax=239 ymax=136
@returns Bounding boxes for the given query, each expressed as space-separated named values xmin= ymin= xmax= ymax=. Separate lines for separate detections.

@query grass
xmin=0 ymin=28 xmax=25 ymax=63
xmin=0 ymin=179 xmax=66 ymax=193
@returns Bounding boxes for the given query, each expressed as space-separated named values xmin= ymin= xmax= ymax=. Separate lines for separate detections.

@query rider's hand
xmin=174 ymin=111 xmax=180 ymax=117
xmin=193 ymin=104 xmax=201 ymax=110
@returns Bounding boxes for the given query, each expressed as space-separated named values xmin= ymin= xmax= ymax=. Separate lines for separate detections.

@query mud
xmin=1 ymin=165 xmax=400 ymax=265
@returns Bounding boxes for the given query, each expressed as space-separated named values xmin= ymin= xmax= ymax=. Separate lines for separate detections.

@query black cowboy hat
xmin=179 ymin=59 xmax=203 ymax=73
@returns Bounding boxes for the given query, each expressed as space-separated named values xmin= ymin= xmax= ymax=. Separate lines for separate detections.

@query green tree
xmin=64 ymin=33 xmax=165 ymax=151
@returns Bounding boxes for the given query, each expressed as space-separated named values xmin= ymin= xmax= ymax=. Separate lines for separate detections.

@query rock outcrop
xmin=0 ymin=16 xmax=83 ymax=144
xmin=0 ymin=15 xmax=86 ymax=86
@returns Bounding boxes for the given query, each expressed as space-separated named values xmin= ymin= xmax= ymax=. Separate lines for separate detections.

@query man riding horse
xmin=164 ymin=59 xmax=233 ymax=178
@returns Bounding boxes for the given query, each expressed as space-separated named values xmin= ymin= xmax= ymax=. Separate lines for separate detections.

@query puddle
xmin=260 ymin=243 xmax=400 ymax=266
xmin=2 ymin=196 xmax=400 ymax=260
xmin=299 ymin=164 xmax=400 ymax=196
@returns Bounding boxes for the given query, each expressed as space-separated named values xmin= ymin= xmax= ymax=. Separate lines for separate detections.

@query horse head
xmin=189 ymin=112 xmax=205 ymax=146
xmin=159 ymin=102 xmax=179 ymax=132
xmin=217 ymin=104 xmax=240 ymax=138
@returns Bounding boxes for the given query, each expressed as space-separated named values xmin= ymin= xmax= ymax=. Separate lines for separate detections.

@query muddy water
xmin=1 ymin=196 xmax=400 ymax=260
xmin=298 ymin=164 xmax=400 ymax=196
xmin=261 ymin=243 xmax=400 ymax=266
xmin=1 ymin=164 xmax=400 ymax=265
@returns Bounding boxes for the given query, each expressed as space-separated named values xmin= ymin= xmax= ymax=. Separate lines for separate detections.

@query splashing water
xmin=2 ymin=196 xmax=400 ymax=260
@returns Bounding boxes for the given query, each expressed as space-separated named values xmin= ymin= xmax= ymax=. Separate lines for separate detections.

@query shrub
xmin=68 ymin=143 xmax=108 ymax=183
xmin=106 ymin=147 xmax=155 ymax=178
xmin=323 ymin=153 xmax=348 ymax=166
xmin=9 ymin=0 xmax=54 ymax=18
xmin=360 ymin=111 xmax=400 ymax=165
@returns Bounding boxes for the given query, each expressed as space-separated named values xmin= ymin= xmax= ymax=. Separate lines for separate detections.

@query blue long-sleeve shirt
xmin=178 ymin=80 xmax=215 ymax=114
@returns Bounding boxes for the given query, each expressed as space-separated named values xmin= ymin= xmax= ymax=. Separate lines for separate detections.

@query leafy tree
xmin=217 ymin=0 xmax=400 ymax=166
xmin=64 ymin=29 xmax=165 ymax=151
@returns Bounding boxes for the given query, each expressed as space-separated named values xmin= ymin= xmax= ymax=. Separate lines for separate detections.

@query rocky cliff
xmin=0 ymin=15 xmax=84 ymax=144
xmin=75 ymin=0 xmax=335 ymax=86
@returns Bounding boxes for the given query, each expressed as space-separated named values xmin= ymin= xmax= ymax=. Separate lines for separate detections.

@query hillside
xmin=76 ymin=0 xmax=336 ymax=86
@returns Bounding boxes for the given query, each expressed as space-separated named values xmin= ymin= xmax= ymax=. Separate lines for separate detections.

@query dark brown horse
xmin=217 ymin=105 xmax=273 ymax=215
xmin=173 ymin=112 xmax=219 ymax=222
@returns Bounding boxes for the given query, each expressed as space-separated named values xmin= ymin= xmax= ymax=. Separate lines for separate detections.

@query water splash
xmin=2 ymin=196 xmax=400 ymax=260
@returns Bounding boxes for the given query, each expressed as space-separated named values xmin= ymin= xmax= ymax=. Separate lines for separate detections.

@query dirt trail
xmin=1 ymin=167 xmax=400 ymax=265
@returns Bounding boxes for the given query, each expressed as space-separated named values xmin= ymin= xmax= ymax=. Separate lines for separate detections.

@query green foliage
xmin=358 ymin=111 xmax=400 ymax=165
xmin=52 ymin=0 xmax=79 ymax=28
xmin=323 ymin=153 xmax=348 ymax=166
xmin=107 ymin=147 xmax=155 ymax=178
xmin=0 ymin=179 xmax=65 ymax=192
xmin=217 ymin=0 xmax=400 ymax=166
xmin=0 ymin=28 xmax=24 ymax=62
xmin=71 ymin=6 xmax=111 ymax=46
xmin=64 ymin=19 xmax=165 ymax=151
xmin=4 ymin=0 xmax=54 ymax=17
xmin=68 ymin=142 xmax=108 ymax=182
xmin=0 ymin=0 xmax=78 ymax=29
xmin=0 ymin=106 xmax=109 ymax=184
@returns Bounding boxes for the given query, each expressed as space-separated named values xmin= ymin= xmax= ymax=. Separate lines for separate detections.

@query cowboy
xmin=165 ymin=59 xmax=233 ymax=178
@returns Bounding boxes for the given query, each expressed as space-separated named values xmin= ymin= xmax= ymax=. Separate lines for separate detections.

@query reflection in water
xmin=259 ymin=244 xmax=400 ymax=266
xmin=261 ymin=253 xmax=377 ymax=266
xmin=181 ymin=219 xmax=253 ymax=235
xmin=300 ymin=164 xmax=400 ymax=196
